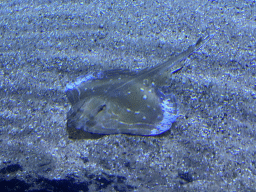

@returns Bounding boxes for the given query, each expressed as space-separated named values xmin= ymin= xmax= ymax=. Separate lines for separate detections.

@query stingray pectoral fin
xmin=85 ymin=94 xmax=178 ymax=136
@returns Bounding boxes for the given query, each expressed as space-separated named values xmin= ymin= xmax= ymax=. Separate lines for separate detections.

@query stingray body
xmin=66 ymin=35 xmax=212 ymax=136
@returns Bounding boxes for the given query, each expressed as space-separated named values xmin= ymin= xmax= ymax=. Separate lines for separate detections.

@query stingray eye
xmin=97 ymin=104 xmax=106 ymax=114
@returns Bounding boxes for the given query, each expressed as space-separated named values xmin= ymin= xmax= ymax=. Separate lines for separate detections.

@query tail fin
xmin=162 ymin=32 xmax=216 ymax=75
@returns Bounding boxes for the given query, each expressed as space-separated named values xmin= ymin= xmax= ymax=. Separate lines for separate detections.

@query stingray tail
xmin=161 ymin=32 xmax=216 ymax=74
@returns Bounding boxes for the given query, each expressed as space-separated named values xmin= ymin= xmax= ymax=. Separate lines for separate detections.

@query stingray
xmin=65 ymin=34 xmax=213 ymax=136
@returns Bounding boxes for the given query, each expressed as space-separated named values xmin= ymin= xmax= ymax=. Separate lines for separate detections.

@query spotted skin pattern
xmin=66 ymin=34 xmax=213 ymax=135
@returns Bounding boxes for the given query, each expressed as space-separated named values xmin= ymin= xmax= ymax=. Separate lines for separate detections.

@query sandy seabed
xmin=0 ymin=0 xmax=255 ymax=191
